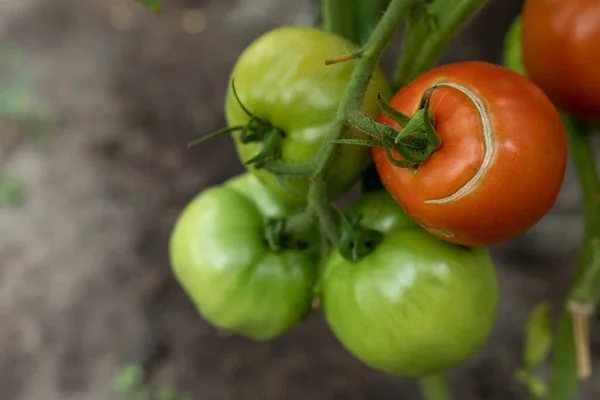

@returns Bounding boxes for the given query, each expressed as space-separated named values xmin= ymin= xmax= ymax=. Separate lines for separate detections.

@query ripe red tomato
xmin=521 ymin=0 xmax=600 ymax=120
xmin=372 ymin=61 xmax=567 ymax=247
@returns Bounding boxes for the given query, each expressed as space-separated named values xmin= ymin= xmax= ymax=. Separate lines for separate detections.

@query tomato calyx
xmin=337 ymin=211 xmax=383 ymax=262
xmin=332 ymin=89 xmax=442 ymax=169
xmin=188 ymin=80 xmax=314 ymax=178
xmin=264 ymin=218 xmax=310 ymax=252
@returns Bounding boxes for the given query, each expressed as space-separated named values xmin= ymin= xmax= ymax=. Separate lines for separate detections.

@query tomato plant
xmin=319 ymin=191 xmax=498 ymax=377
xmin=521 ymin=0 xmax=600 ymax=120
xmin=169 ymin=173 xmax=320 ymax=340
xmin=134 ymin=0 xmax=600 ymax=396
xmin=224 ymin=26 xmax=392 ymax=205
xmin=372 ymin=61 xmax=567 ymax=247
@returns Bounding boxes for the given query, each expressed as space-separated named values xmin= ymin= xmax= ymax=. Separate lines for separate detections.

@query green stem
xmin=393 ymin=0 xmax=488 ymax=90
xmin=351 ymin=0 xmax=391 ymax=45
xmin=261 ymin=161 xmax=315 ymax=176
xmin=321 ymin=0 xmax=357 ymax=42
xmin=419 ymin=374 xmax=453 ymax=400
xmin=308 ymin=0 xmax=419 ymax=246
xmin=310 ymin=180 xmax=339 ymax=246
xmin=549 ymin=117 xmax=600 ymax=400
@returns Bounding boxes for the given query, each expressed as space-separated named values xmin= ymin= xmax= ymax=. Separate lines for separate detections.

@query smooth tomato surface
xmin=522 ymin=0 xmax=600 ymax=119
xmin=226 ymin=26 xmax=391 ymax=205
xmin=169 ymin=173 xmax=319 ymax=341
xmin=373 ymin=61 xmax=567 ymax=247
xmin=319 ymin=192 xmax=498 ymax=376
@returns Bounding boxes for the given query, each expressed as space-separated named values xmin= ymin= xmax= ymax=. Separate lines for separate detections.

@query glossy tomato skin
xmin=522 ymin=0 xmax=600 ymax=120
xmin=225 ymin=27 xmax=392 ymax=205
xmin=373 ymin=61 xmax=567 ymax=247
xmin=344 ymin=190 xmax=418 ymax=234
xmin=169 ymin=173 xmax=319 ymax=341
xmin=320 ymin=193 xmax=498 ymax=377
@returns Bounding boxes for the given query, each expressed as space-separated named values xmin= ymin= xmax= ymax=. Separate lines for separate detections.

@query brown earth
xmin=1 ymin=0 xmax=600 ymax=399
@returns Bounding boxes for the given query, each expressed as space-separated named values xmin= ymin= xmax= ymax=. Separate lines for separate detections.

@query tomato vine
xmin=136 ymin=0 xmax=600 ymax=399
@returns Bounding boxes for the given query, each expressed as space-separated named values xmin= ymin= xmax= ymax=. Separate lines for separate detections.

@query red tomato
xmin=372 ymin=61 xmax=567 ymax=247
xmin=521 ymin=0 xmax=600 ymax=120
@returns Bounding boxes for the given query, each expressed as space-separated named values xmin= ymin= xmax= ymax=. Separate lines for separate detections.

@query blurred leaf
xmin=0 ymin=47 xmax=58 ymax=126
xmin=502 ymin=15 xmax=526 ymax=76
xmin=524 ymin=301 xmax=553 ymax=368
xmin=515 ymin=368 xmax=548 ymax=398
xmin=158 ymin=386 xmax=193 ymax=400
xmin=138 ymin=0 xmax=161 ymax=13
xmin=0 ymin=172 xmax=24 ymax=206
xmin=113 ymin=364 xmax=146 ymax=394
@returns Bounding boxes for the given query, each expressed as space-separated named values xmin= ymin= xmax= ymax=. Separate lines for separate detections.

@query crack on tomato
xmin=423 ymin=81 xmax=494 ymax=205
xmin=422 ymin=224 xmax=456 ymax=238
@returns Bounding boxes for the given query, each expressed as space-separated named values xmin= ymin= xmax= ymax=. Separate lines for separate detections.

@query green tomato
xmin=169 ymin=173 xmax=319 ymax=340
xmin=345 ymin=190 xmax=418 ymax=235
xmin=503 ymin=16 xmax=527 ymax=76
xmin=225 ymin=26 xmax=392 ymax=205
xmin=319 ymin=194 xmax=498 ymax=377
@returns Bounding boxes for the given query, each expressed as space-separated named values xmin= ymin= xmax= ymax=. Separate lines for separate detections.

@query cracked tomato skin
xmin=169 ymin=173 xmax=319 ymax=341
xmin=372 ymin=61 xmax=567 ymax=247
xmin=225 ymin=26 xmax=391 ymax=206
xmin=522 ymin=0 xmax=600 ymax=120
xmin=319 ymin=192 xmax=498 ymax=377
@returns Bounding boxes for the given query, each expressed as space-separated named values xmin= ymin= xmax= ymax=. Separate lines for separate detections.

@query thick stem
xmin=308 ymin=0 xmax=418 ymax=245
xmin=321 ymin=0 xmax=357 ymax=43
xmin=549 ymin=117 xmax=600 ymax=400
xmin=351 ymin=0 xmax=391 ymax=45
xmin=419 ymin=374 xmax=453 ymax=400
xmin=315 ymin=0 xmax=418 ymax=177
xmin=393 ymin=0 xmax=488 ymax=90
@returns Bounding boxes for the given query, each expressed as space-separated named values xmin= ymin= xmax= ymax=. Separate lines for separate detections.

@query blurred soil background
xmin=1 ymin=0 xmax=600 ymax=399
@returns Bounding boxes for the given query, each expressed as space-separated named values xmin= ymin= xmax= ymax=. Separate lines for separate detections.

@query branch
xmin=321 ymin=0 xmax=357 ymax=43
xmin=307 ymin=0 xmax=419 ymax=245
xmin=393 ymin=0 xmax=488 ymax=90
xmin=549 ymin=117 xmax=600 ymax=400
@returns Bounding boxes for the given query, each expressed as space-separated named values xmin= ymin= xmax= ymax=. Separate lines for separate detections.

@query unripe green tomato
xmin=319 ymin=193 xmax=498 ymax=376
xmin=345 ymin=190 xmax=418 ymax=234
xmin=169 ymin=173 xmax=319 ymax=340
xmin=225 ymin=26 xmax=392 ymax=206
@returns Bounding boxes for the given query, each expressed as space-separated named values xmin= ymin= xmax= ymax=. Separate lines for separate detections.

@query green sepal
xmin=377 ymin=92 xmax=411 ymax=126
xmin=338 ymin=212 xmax=384 ymax=262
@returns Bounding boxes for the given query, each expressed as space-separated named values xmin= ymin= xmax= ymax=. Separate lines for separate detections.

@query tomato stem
xmin=308 ymin=0 xmax=419 ymax=248
xmin=350 ymin=0 xmax=391 ymax=45
xmin=321 ymin=0 xmax=358 ymax=43
xmin=419 ymin=373 xmax=453 ymax=400
xmin=324 ymin=50 xmax=363 ymax=66
xmin=549 ymin=116 xmax=600 ymax=400
xmin=309 ymin=179 xmax=340 ymax=246
xmin=392 ymin=0 xmax=488 ymax=90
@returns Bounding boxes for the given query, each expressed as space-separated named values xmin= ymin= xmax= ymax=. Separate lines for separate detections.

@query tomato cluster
xmin=169 ymin=21 xmax=571 ymax=377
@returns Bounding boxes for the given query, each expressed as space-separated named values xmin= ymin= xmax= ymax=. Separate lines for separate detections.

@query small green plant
xmin=0 ymin=170 xmax=24 ymax=206
xmin=113 ymin=364 xmax=191 ymax=400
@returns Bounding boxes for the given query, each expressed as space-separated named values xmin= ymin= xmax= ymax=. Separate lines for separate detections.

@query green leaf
xmin=138 ymin=0 xmax=161 ymax=13
xmin=0 ymin=173 xmax=24 ymax=206
xmin=515 ymin=368 xmax=548 ymax=398
xmin=549 ymin=311 xmax=579 ymax=400
xmin=524 ymin=301 xmax=553 ymax=368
